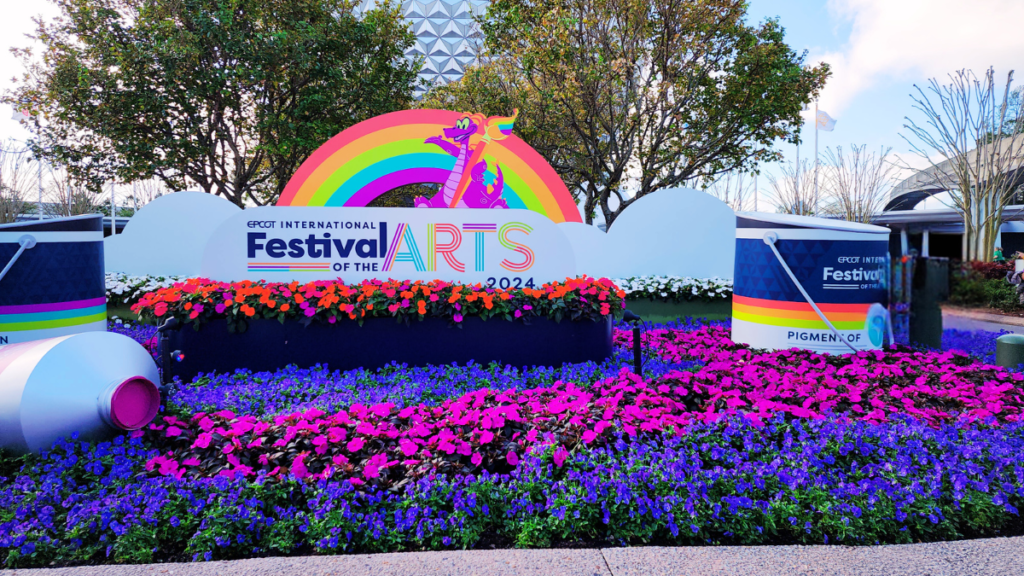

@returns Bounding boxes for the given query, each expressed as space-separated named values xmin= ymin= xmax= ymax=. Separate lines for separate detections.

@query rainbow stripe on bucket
xmin=0 ymin=297 xmax=107 ymax=332
xmin=247 ymin=263 xmax=332 ymax=273
xmin=732 ymin=295 xmax=868 ymax=331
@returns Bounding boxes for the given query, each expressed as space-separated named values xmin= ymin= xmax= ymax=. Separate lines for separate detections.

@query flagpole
xmin=35 ymin=115 xmax=43 ymax=220
xmin=814 ymin=100 xmax=819 ymax=216
xmin=37 ymin=154 xmax=43 ymax=220
xmin=110 ymin=181 xmax=116 ymax=236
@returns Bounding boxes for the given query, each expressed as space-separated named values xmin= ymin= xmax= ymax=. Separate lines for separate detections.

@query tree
xmin=5 ymin=0 xmax=420 ymax=207
xmin=901 ymin=68 xmax=1024 ymax=261
xmin=46 ymin=169 xmax=97 ymax=217
xmin=705 ymin=171 xmax=755 ymax=211
xmin=0 ymin=142 xmax=38 ymax=223
xmin=767 ymin=160 xmax=816 ymax=216
xmin=820 ymin=145 xmax=898 ymax=224
xmin=423 ymin=0 xmax=829 ymax=227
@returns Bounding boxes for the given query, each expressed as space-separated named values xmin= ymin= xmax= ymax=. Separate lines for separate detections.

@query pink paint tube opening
xmin=109 ymin=377 xmax=160 ymax=430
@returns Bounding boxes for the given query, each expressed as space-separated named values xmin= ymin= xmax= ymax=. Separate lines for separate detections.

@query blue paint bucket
xmin=732 ymin=213 xmax=890 ymax=353
xmin=0 ymin=215 xmax=106 ymax=345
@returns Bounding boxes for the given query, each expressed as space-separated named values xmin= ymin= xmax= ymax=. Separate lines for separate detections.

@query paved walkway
xmin=10 ymin=536 xmax=1024 ymax=576
xmin=942 ymin=306 xmax=1024 ymax=334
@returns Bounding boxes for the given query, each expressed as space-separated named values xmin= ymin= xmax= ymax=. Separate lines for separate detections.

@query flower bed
xmin=2 ymin=320 xmax=1023 ymax=567
xmin=2 ymin=417 xmax=1022 ymax=567
xmin=625 ymin=325 xmax=1024 ymax=423
xmin=106 ymin=273 xmax=188 ymax=308
xmin=612 ymin=276 xmax=733 ymax=303
xmin=142 ymin=278 xmax=623 ymax=380
xmin=612 ymin=276 xmax=732 ymax=322
xmin=133 ymin=277 xmax=625 ymax=328
xmin=139 ymin=326 xmax=1024 ymax=488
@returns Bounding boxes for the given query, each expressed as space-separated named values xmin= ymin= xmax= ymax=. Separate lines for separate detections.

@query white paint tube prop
xmin=0 ymin=332 xmax=160 ymax=454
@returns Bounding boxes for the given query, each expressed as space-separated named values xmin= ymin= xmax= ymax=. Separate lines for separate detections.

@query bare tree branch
xmin=898 ymin=68 xmax=1024 ymax=261
xmin=820 ymin=145 xmax=898 ymax=224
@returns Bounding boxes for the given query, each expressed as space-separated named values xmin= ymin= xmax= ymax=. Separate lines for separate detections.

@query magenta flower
xmin=192 ymin=433 xmax=212 ymax=449
xmin=291 ymin=453 xmax=309 ymax=479
xmin=553 ymin=446 xmax=568 ymax=467
xmin=363 ymin=463 xmax=379 ymax=479
xmin=399 ymin=439 xmax=418 ymax=456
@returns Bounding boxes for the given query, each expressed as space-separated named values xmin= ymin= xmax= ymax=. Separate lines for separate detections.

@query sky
xmin=2 ymin=0 xmax=1023 ymax=209
xmin=745 ymin=0 xmax=1024 ymax=207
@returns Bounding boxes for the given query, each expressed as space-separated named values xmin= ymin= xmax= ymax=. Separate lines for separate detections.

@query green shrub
xmin=949 ymin=262 xmax=1023 ymax=312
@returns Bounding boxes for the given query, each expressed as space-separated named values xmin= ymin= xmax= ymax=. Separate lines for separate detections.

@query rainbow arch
xmin=277 ymin=109 xmax=582 ymax=223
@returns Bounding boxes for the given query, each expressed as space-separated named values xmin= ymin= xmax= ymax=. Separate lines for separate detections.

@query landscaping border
xmin=622 ymin=297 xmax=732 ymax=323
xmin=160 ymin=315 xmax=613 ymax=382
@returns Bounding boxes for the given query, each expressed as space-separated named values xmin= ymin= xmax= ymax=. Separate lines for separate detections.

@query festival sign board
xmin=276 ymin=109 xmax=582 ymax=223
xmin=202 ymin=108 xmax=581 ymax=285
xmin=200 ymin=206 xmax=576 ymax=286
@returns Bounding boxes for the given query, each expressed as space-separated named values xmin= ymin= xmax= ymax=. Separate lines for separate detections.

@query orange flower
xmin=280 ymin=303 xmax=290 ymax=312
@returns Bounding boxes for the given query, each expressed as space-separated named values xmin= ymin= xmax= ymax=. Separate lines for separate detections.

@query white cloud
xmin=811 ymin=0 xmax=1024 ymax=115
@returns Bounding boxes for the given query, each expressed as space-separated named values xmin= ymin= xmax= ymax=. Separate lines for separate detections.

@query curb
xmin=9 ymin=536 xmax=1024 ymax=576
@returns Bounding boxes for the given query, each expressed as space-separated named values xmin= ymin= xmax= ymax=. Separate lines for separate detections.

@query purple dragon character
xmin=415 ymin=115 xmax=508 ymax=209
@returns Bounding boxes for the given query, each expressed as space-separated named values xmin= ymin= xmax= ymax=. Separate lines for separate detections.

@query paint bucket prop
xmin=0 ymin=215 xmax=106 ymax=345
xmin=733 ymin=213 xmax=890 ymax=354
xmin=0 ymin=331 xmax=160 ymax=454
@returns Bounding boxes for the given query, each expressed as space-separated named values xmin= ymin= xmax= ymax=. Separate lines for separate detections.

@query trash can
xmin=909 ymin=257 xmax=948 ymax=350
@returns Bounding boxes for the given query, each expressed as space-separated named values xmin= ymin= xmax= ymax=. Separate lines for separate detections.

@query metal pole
xmin=35 ymin=116 xmax=43 ymax=220
xmin=754 ymin=172 xmax=758 ymax=212
xmin=110 ymin=181 xmax=116 ymax=235
xmin=922 ymin=229 xmax=930 ymax=258
xmin=795 ymin=142 xmax=800 ymax=213
xmin=632 ymin=325 xmax=642 ymax=376
xmin=814 ymin=101 xmax=819 ymax=215
xmin=37 ymin=157 xmax=43 ymax=220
